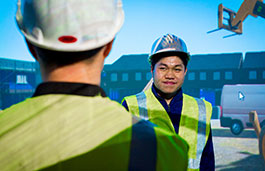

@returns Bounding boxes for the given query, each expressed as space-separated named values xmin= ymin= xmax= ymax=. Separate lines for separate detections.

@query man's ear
xmin=103 ymin=39 xmax=114 ymax=58
xmin=184 ymin=67 xmax=187 ymax=76
xmin=25 ymin=39 xmax=39 ymax=61
xmin=151 ymin=65 xmax=154 ymax=74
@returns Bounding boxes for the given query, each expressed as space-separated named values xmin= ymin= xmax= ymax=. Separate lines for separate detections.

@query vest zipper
xmin=168 ymin=104 xmax=171 ymax=113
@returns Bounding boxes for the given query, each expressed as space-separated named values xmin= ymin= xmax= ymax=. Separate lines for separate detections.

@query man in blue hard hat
xmin=0 ymin=2 xmax=189 ymax=170
xmin=122 ymin=33 xmax=215 ymax=171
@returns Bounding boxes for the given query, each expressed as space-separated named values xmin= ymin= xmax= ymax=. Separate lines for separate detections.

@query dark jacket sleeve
xmin=121 ymin=99 xmax=129 ymax=111
xmin=200 ymin=128 xmax=215 ymax=171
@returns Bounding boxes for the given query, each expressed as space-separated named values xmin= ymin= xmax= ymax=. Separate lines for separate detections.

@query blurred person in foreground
xmin=0 ymin=1 xmax=189 ymax=171
xmin=122 ymin=34 xmax=215 ymax=171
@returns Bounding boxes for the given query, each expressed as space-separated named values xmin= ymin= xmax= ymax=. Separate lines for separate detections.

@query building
xmin=101 ymin=54 xmax=151 ymax=102
xmin=1 ymin=51 xmax=264 ymax=110
xmin=0 ymin=58 xmax=40 ymax=109
xmin=240 ymin=51 xmax=265 ymax=84
xmin=183 ymin=53 xmax=243 ymax=106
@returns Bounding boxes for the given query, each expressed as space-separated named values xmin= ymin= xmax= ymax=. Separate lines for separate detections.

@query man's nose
xmin=165 ymin=69 xmax=174 ymax=79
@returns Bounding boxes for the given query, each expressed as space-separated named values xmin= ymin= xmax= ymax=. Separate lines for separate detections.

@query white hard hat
xmin=16 ymin=0 xmax=124 ymax=52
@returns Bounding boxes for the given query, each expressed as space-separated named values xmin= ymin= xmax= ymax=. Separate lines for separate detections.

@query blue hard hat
xmin=149 ymin=34 xmax=190 ymax=64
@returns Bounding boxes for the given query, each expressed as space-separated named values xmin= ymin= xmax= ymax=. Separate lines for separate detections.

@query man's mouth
xmin=163 ymin=81 xmax=176 ymax=85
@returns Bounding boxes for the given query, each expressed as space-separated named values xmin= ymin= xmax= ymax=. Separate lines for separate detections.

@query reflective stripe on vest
xmin=188 ymin=98 xmax=207 ymax=170
xmin=124 ymin=88 xmax=212 ymax=171
xmin=136 ymin=92 xmax=149 ymax=120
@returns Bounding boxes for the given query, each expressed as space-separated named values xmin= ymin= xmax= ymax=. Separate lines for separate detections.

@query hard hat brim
xmin=149 ymin=50 xmax=190 ymax=63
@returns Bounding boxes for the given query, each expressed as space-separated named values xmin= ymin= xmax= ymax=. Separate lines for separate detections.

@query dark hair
xmin=150 ymin=51 xmax=190 ymax=69
xmin=34 ymin=45 xmax=104 ymax=68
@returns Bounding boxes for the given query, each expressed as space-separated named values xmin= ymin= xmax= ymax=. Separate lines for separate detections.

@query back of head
xmin=16 ymin=0 xmax=124 ymax=65
xmin=148 ymin=34 xmax=190 ymax=69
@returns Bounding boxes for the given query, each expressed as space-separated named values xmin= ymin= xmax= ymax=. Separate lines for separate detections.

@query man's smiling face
xmin=152 ymin=56 xmax=187 ymax=95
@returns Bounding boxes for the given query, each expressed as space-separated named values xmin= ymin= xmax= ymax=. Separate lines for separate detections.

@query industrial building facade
xmin=0 ymin=51 xmax=264 ymax=110
xmin=0 ymin=58 xmax=41 ymax=109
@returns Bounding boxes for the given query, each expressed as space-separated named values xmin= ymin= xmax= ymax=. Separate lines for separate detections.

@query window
xmin=263 ymin=71 xmax=265 ymax=79
xmin=213 ymin=72 xmax=220 ymax=80
xmin=102 ymin=72 xmax=107 ymax=77
xmin=111 ymin=73 xmax=117 ymax=82
xmin=146 ymin=72 xmax=152 ymax=80
xmin=135 ymin=72 xmax=142 ymax=81
xmin=109 ymin=89 xmax=119 ymax=100
xmin=200 ymin=72 xmax=206 ymax=80
xmin=122 ymin=73 xmax=128 ymax=81
xmin=188 ymin=72 xmax=195 ymax=80
xmin=249 ymin=71 xmax=257 ymax=80
xmin=16 ymin=75 xmax=28 ymax=84
xmin=225 ymin=71 xmax=232 ymax=80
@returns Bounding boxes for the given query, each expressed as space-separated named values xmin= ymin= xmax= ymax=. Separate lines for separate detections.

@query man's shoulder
xmin=121 ymin=91 xmax=144 ymax=102
xmin=0 ymin=95 xmax=133 ymax=124
xmin=183 ymin=93 xmax=212 ymax=107
xmin=123 ymin=89 xmax=154 ymax=100
xmin=122 ymin=94 xmax=136 ymax=100
xmin=183 ymin=93 xmax=193 ymax=99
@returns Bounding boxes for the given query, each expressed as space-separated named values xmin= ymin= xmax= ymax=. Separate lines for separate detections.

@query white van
xmin=220 ymin=84 xmax=265 ymax=135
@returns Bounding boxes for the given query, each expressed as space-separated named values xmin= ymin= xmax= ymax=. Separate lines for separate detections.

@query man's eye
xmin=159 ymin=67 xmax=166 ymax=70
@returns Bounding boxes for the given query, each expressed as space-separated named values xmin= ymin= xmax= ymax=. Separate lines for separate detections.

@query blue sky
xmin=0 ymin=0 xmax=264 ymax=64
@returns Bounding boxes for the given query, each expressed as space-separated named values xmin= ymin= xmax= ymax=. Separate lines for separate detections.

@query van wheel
xmin=230 ymin=121 xmax=243 ymax=135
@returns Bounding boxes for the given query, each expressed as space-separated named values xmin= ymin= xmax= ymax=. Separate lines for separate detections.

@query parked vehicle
xmin=220 ymin=84 xmax=265 ymax=135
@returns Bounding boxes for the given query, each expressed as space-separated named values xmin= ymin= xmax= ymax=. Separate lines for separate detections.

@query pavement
xmin=211 ymin=119 xmax=221 ymax=128
xmin=211 ymin=119 xmax=265 ymax=171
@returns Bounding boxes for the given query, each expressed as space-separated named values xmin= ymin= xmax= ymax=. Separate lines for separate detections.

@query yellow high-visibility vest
xmin=123 ymin=88 xmax=212 ymax=171
xmin=0 ymin=94 xmax=189 ymax=171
